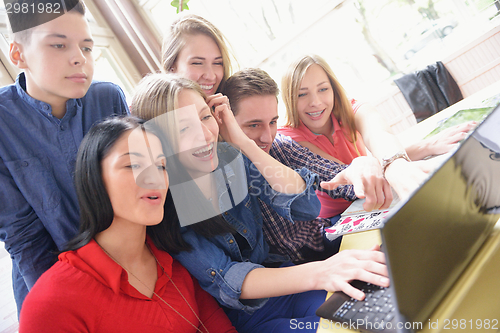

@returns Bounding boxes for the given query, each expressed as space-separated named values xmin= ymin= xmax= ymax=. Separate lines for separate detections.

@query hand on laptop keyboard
xmin=314 ymin=244 xmax=390 ymax=300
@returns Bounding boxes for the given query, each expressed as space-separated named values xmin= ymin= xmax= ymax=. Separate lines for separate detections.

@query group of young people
xmin=1 ymin=2 xmax=474 ymax=332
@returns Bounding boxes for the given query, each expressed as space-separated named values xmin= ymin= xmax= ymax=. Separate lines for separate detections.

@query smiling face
xmin=172 ymin=34 xmax=224 ymax=96
xmin=296 ymin=64 xmax=335 ymax=134
xmin=234 ymin=95 xmax=278 ymax=154
xmin=176 ymin=89 xmax=219 ymax=178
xmin=101 ymin=129 xmax=168 ymax=227
xmin=12 ymin=12 xmax=94 ymax=110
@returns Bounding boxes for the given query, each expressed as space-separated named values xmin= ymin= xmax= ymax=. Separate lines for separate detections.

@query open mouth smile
xmin=199 ymin=84 xmax=215 ymax=92
xmin=192 ymin=142 xmax=214 ymax=158
xmin=306 ymin=110 xmax=325 ymax=119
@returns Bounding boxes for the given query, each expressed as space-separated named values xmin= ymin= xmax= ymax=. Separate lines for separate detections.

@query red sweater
xmin=19 ymin=238 xmax=237 ymax=333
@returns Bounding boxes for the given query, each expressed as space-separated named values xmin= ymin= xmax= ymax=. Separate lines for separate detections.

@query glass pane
xmin=141 ymin=0 xmax=498 ymax=106
xmin=93 ymin=47 xmax=134 ymax=102
xmin=0 ymin=0 xmax=9 ymax=35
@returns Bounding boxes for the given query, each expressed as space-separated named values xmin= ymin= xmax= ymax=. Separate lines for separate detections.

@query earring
xmin=170 ymin=67 xmax=175 ymax=72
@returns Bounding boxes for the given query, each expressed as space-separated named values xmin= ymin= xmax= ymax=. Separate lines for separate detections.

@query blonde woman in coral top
xmin=279 ymin=54 xmax=475 ymax=217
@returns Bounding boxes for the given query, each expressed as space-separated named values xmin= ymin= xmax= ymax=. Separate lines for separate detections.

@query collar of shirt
xmin=297 ymin=113 xmax=342 ymax=142
xmin=213 ymin=143 xmax=247 ymax=212
xmin=58 ymin=237 xmax=173 ymax=300
xmin=15 ymin=73 xmax=79 ymax=123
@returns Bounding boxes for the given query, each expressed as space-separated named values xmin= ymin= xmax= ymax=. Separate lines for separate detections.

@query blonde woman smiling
xmin=279 ymin=54 xmax=475 ymax=217
xmin=163 ymin=13 xmax=233 ymax=96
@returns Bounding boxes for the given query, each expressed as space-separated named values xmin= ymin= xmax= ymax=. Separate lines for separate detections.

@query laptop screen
xmin=382 ymin=104 xmax=500 ymax=324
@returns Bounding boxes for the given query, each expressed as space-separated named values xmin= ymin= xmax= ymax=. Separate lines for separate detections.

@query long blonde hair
xmin=130 ymin=73 xmax=235 ymax=237
xmin=130 ymin=73 xmax=206 ymax=153
xmin=162 ymin=13 xmax=233 ymax=93
xmin=281 ymin=54 xmax=358 ymax=146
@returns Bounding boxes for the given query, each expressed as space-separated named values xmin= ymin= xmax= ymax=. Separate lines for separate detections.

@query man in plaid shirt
xmin=221 ymin=68 xmax=392 ymax=263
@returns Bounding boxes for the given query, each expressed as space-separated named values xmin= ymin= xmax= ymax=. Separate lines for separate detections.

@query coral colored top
xmin=19 ymin=238 xmax=237 ymax=333
xmin=278 ymin=99 xmax=367 ymax=218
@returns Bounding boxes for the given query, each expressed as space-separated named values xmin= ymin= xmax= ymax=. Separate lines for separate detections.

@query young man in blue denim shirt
xmin=0 ymin=1 xmax=128 ymax=313
xmin=221 ymin=68 xmax=392 ymax=263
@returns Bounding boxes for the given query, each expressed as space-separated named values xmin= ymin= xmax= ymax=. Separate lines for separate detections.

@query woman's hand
xmin=313 ymin=245 xmax=389 ymax=300
xmin=207 ymin=94 xmax=250 ymax=148
xmin=241 ymin=245 xmax=389 ymax=300
xmin=383 ymin=158 xmax=439 ymax=200
xmin=425 ymin=121 xmax=476 ymax=156
xmin=407 ymin=121 xmax=477 ymax=160
xmin=320 ymin=156 xmax=393 ymax=211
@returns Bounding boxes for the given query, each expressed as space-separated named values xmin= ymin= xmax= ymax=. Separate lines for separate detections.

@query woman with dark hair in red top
xmin=19 ymin=116 xmax=237 ymax=333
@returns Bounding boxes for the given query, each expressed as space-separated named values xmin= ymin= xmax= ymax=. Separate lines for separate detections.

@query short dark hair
xmin=10 ymin=0 xmax=86 ymax=44
xmin=65 ymin=115 xmax=191 ymax=254
xmin=222 ymin=68 xmax=279 ymax=116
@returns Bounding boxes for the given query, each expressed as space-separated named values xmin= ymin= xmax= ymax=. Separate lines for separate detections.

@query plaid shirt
xmin=261 ymin=134 xmax=357 ymax=262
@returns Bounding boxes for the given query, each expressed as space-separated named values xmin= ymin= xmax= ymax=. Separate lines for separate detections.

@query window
xmin=0 ymin=0 xmax=140 ymax=101
xmin=136 ymin=0 xmax=500 ymax=108
xmin=0 ymin=3 xmax=18 ymax=85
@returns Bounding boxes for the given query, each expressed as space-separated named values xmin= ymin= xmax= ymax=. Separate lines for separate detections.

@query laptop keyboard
xmin=333 ymin=282 xmax=396 ymax=330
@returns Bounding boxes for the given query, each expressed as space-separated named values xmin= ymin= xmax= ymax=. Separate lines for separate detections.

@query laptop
xmin=316 ymin=104 xmax=500 ymax=333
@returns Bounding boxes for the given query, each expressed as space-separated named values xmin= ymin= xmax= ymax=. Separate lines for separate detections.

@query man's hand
xmin=320 ymin=156 xmax=392 ymax=211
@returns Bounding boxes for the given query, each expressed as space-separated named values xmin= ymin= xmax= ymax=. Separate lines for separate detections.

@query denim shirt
xmin=0 ymin=73 xmax=129 ymax=292
xmin=172 ymin=144 xmax=321 ymax=314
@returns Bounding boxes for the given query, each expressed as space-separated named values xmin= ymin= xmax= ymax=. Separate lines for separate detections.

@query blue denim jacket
xmin=172 ymin=144 xmax=321 ymax=314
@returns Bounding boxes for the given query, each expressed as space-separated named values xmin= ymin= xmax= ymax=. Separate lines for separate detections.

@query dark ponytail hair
xmin=65 ymin=115 xmax=191 ymax=253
